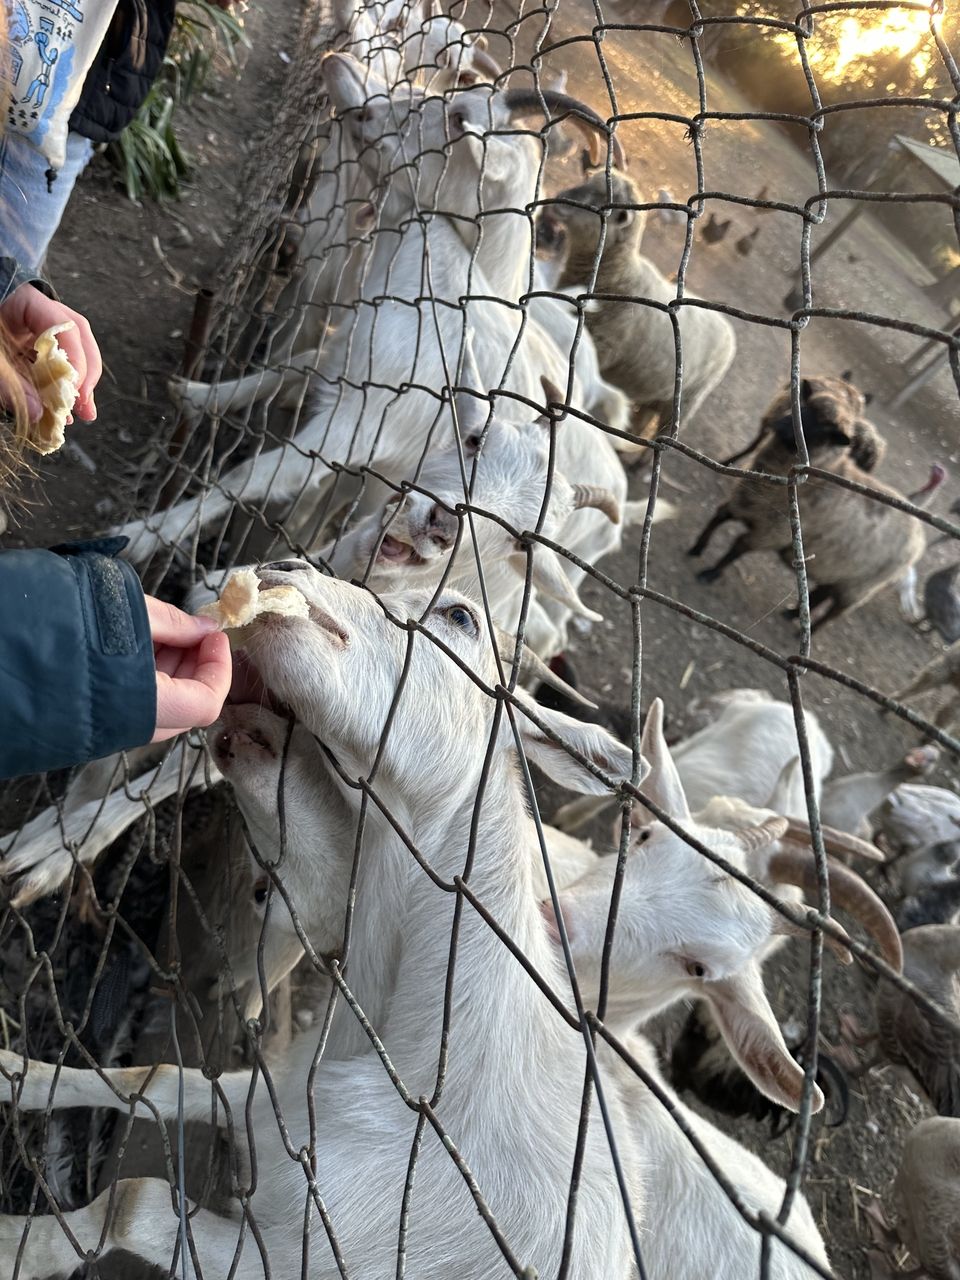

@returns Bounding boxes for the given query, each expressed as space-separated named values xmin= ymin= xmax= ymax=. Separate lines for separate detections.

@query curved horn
xmin=520 ymin=645 xmax=598 ymax=711
xmin=783 ymin=815 xmax=885 ymax=863
xmin=494 ymin=627 xmax=598 ymax=711
xmin=501 ymin=89 xmax=626 ymax=170
xmin=512 ymin=543 xmax=603 ymax=622
xmin=467 ymin=43 xmax=501 ymax=82
xmin=766 ymin=847 xmax=903 ymax=972
xmin=769 ymin=908 xmax=853 ymax=966
xmin=572 ymin=484 xmax=621 ymax=525
xmin=738 ymin=816 xmax=788 ymax=852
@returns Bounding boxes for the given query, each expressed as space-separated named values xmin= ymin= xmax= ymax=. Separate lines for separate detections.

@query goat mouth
xmin=227 ymin=650 xmax=297 ymax=720
xmin=214 ymin=719 xmax=280 ymax=764
xmin=377 ymin=534 xmax=423 ymax=566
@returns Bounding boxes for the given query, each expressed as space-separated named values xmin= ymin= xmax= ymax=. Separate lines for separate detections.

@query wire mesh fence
xmin=1 ymin=0 xmax=960 ymax=1276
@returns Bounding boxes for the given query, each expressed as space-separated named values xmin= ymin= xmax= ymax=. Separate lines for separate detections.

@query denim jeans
xmin=0 ymin=130 xmax=95 ymax=272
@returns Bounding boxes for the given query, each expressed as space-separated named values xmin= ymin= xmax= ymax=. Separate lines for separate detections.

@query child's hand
xmin=0 ymin=284 xmax=102 ymax=422
xmin=145 ymin=597 xmax=233 ymax=742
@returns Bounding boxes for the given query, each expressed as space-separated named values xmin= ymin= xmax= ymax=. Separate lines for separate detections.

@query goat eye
xmin=634 ymin=827 xmax=652 ymax=844
xmin=254 ymin=878 xmax=269 ymax=906
xmin=444 ymin=604 xmax=478 ymax=636
xmin=464 ymin=431 xmax=483 ymax=452
xmin=685 ymin=959 xmax=708 ymax=980
xmin=450 ymin=110 xmax=466 ymax=134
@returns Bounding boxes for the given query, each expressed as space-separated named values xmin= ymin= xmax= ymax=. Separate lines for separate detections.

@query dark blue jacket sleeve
xmin=0 ymin=538 xmax=156 ymax=780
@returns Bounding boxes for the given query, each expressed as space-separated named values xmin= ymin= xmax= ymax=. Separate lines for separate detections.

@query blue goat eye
xmin=447 ymin=605 xmax=476 ymax=633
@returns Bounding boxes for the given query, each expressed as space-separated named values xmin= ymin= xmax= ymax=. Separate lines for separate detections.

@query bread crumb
xmin=198 ymin=569 xmax=309 ymax=630
xmin=27 ymin=323 xmax=81 ymax=456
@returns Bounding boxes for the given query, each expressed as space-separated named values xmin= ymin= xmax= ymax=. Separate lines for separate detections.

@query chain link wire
xmin=1 ymin=0 xmax=959 ymax=1277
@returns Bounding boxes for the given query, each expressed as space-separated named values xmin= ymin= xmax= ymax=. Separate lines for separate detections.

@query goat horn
xmin=502 ymin=89 xmax=626 ymax=170
xmin=572 ymin=484 xmax=621 ymax=525
xmin=494 ymin=628 xmax=598 ymax=711
xmin=782 ymin=815 xmax=885 ymax=863
xmin=769 ymin=910 xmax=854 ymax=966
xmin=738 ymin=816 xmax=788 ymax=852
xmin=766 ymin=847 xmax=903 ymax=972
xmin=468 ymin=44 xmax=501 ymax=81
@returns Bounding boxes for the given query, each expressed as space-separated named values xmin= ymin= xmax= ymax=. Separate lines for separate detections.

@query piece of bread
xmin=198 ymin=568 xmax=310 ymax=630
xmin=27 ymin=322 xmax=81 ymax=456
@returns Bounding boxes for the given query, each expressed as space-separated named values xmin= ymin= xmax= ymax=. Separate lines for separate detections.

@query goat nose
xmin=260 ymin=560 xmax=306 ymax=573
xmin=428 ymin=505 xmax=455 ymax=548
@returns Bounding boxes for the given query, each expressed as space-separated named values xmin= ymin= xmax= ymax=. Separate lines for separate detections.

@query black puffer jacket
xmin=68 ymin=0 xmax=177 ymax=144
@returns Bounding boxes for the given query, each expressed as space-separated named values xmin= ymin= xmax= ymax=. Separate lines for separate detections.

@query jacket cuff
xmin=0 ymin=542 xmax=156 ymax=780
xmin=0 ymin=256 xmax=57 ymax=305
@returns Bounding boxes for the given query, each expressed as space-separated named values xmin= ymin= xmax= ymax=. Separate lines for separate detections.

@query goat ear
xmin=510 ymin=544 xmax=603 ymax=622
xmin=516 ymin=699 xmax=641 ymax=796
xmin=540 ymin=376 xmax=566 ymax=420
xmin=765 ymin=755 xmax=804 ymax=816
xmin=637 ymin=699 xmax=691 ymax=825
xmin=704 ymin=962 xmax=824 ymax=1115
xmin=323 ymin=51 xmax=390 ymax=112
xmin=799 ymin=377 xmax=815 ymax=402
xmin=453 ymin=334 xmax=488 ymax=436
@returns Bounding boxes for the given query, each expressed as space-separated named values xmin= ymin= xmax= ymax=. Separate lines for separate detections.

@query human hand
xmin=0 ymin=283 xmax=102 ymax=422
xmin=146 ymin=597 xmax=233 ymax=742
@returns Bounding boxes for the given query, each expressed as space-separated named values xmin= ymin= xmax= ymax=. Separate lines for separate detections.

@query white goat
xmin=216 ymin=701 xmax=603 ymax=1022
xmin=0 ymin=567 xmax=643 ymax=1279
xmin=553 ymin=686 xmax=835 ymax=835
xmin=670 ymin=688 xmax=834 ymax=814
xmin=546 ymin=700 xmax=902 ymax=1105
xmin=114 ymin=56 xmax=626 ymax=566
xmin=611 ymin=1033 xmax=832 ymax=1279
xmin=331 ymin=0 xmax=501 ymax=90
xmin=317 ymin=380 xmax=665 ymax=652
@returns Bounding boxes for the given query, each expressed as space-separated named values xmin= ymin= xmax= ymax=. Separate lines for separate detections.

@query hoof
xmin=697 ymin=567 xmax=722 ymax=585
xmin=686 ymin=544 xmax=702 ymax=558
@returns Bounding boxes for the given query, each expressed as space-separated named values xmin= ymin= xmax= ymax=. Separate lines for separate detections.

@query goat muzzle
xmin=766 ymin=845 xmax=903 ymax=972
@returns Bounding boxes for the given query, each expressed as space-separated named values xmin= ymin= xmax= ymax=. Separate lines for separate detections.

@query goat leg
xmin=0 ymin=1047 xmax=249 ymax=1126
xmin=0 ymin=1177 xmax=268 ymax=1279
xmin=687 ymin=506 xmax=734 ymax=558
xmin=782 ymin=582 xmax=833 ymax=622
xmin=697 ymin=531 xmax=753 ymax=584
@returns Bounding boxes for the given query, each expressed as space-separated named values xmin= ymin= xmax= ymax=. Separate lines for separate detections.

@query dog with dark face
xmin=688 ymin=375 xmax=945 ymax=630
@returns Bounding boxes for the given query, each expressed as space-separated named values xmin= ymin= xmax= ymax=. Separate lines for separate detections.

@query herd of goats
xmin=1 ymin=2 xmax=960 ymax=1277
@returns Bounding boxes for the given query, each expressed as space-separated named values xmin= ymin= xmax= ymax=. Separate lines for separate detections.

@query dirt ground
xmin=1 ymin=2 xmax=958 ymax=1278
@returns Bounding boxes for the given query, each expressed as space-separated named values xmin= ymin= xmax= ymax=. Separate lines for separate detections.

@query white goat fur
xmin=614 ymin=1034 xmax=830 ymax=1279
xmin=0 ymin=569 xmax=644 ymax=1279
xmin=114 ymin=53 xmax=628 ymax=567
